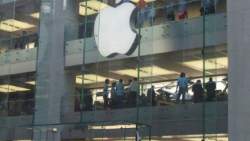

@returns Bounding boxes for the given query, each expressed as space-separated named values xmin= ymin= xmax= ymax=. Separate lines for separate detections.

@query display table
xmin=157 ymin=100 xmax=175 ymax=106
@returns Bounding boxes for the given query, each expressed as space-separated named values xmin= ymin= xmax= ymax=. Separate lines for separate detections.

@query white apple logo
xmin=94 ymin=3 xmax=139 ymax=58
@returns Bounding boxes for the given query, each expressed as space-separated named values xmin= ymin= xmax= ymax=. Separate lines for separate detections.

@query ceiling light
xmin=79 ymin=1 xmax=109 ymax=16
xmin=140 ymin=66 xmax=177 ymax=75
xmin=183 ymin=57 xmax=227 ymax=70
xmin=0 ymin=85 xmax=30 ymax=93
xmin=0 ymin=19 xmax=36 ymax=32
xmin=30 ymin=13 xmax=40 ymax=19
xmin=114 ymin=69 xmax=150 ymax=77
xmin=130 ymin=0 xmax=156 ymax=3
xmin=113 ymin=66 xmax=177 ymax=78
xmin=90 ymin=124 xmax=136 ymax=130
xmin=76 ymin=74 xmax=115 ymax=84
xmin=25 ymin=81 xmax=36 ymax=85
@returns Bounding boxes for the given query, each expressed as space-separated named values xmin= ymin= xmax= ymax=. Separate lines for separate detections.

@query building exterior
xmin=0 ymin=0 xmax=248 ymax=140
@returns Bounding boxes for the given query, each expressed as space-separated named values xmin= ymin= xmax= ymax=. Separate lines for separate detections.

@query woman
xmin=175 ymin=72 xmax=188 ymax=104
xmin=110 ymin=82 xmax=117 ymax=109
xmin=103 ymin=79 xmax=110 ymax=109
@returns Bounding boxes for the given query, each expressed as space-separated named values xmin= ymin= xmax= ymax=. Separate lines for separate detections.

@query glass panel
xmin=203 ymin=0 xmax=227 ymax=140
xmin=0 ymin=0 xmax=16 ymax=121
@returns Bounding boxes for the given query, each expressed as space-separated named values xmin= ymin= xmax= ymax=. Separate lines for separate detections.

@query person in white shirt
xmin=128 ymin=78 xmax=137 ymax=107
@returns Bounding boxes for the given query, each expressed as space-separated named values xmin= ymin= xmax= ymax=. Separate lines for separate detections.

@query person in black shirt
xmin=147 ymin=85 xmax=156 ymax=106
xmin=200 ymin=3 xmax=215 ymax=16
xmin=192 ymin=80 xmax=203 ymax=103
xmin=167 ymin=10 xmax=175 ymax=21
xmin=205 ymin=77 xmax=216 ymax=102
xmin=20 ymin=31 xmax=28 ymax=49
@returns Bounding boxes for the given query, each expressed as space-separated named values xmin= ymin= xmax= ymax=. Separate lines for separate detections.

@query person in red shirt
xmin=179 ymin=9 xmax=188 ymax=20
xmin=136 ymin=0 xmax=147 ymax=27
xmin=136 ymin=0 xmax=147 ymax=11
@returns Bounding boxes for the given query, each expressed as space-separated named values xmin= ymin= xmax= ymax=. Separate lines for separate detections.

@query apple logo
xmin=94 ymin=3 xmax=139 ymax=58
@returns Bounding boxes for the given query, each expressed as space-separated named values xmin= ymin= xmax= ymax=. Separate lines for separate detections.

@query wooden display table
xmin=157 ymin=100 xmax=175 ymax=106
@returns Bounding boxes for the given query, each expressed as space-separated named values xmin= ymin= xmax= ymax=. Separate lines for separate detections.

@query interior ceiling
xmin=0 ymin=0 xmax=167 ymax=38
xmin=0 ymin=0 xmax=40 ymax=38
xmin=75 ymin=44 xmax=228 ymax=89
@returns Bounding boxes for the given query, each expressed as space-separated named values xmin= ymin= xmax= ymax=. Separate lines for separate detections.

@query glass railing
xmin=0 ymin=99 xmax=34 ymax=117
xmin=61 ymin=80 xmax=228 ymax=123
xmin=0 ymin=48 xmax=37 ymax=66
xmin=64 ymin=13 xmax=227 ymax=55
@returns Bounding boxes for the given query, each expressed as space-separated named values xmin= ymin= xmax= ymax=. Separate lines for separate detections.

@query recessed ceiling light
xmin=0 ymin=19 xmax=36 ymax=32
xmin=25 ymin=81 xmax=36 ymax=85
xmin=0 ymin=85 xmax=30 ymax=93
xmin=76 ymin=74 xmax=115 ymax=84
xmin=113 ymin=66 xmax=177 ymax=78
xmin=30 ymin=13 xmax=40 ymax=19
xmin=183 ymin=57 xmax=228 ymax=70
xmin=130 ymin=0 xmax=156 ymax=3
xmin=79 ymin=1 xmax=109 ymax=16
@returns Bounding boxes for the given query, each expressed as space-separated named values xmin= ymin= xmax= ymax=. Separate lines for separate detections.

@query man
xmin=128 ymin=78 xmax=137 ymax=107
xmin=147 ymin=85 xmax=156 ymax=106
xmin=20 ymin=31 xmax=28 ymax=49
xmin=116 ymin=79 xmax=124 ymax=108
xmin=136 ymin=0 xmax=147 ymax=27
xmin=205 ymin=77 xmax=216 ymax=102
xmin=192 ymin=80 xmax=203 ymax=103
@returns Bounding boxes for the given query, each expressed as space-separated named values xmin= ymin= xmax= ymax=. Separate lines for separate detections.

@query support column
xmin=34 ymin=0 xmax=79 ymax=140
xmin=228 ymin=1 xmax=250 ymax=140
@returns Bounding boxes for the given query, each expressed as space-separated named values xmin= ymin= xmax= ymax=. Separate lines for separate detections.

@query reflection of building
xmin=0 ymin=0 xmax=248 ymax=140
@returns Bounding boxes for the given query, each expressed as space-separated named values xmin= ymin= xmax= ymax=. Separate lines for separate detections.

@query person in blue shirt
xmin=175 ymin=72 xmax=188 ymax=104
xmin=116 ymin=79 xmax=124 ymax=109
xmin=103 ymin=79 xmax=110 ymax=109
xmin=123 ymin=0 xmax=130 ymax=3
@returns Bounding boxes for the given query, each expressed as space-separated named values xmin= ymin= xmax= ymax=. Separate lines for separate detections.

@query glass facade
xmin=0 ymin=0 xmax=229 ymax=140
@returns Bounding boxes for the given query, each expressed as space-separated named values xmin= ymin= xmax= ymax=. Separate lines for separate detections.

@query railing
xmin=61 ymin=79 xmax=228 ymax=124
xmin=64 ymin=12 xmax=227 ymax=55
xmin=0 ymin=99 xmax=34 ymax=117
xmin=0 ymin=48 xmax=37 ymax=66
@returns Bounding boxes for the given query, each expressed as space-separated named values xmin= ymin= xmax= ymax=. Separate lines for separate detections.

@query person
xmin=116 ymin=79 xmax=124 ymax=109
xmin=175 ymin=72 xmax=188 ymax=104
xmin=178 ymin=9 xmax=188 ymax=20
xmin=125 ymin=79 xmax=132 ymax=106
xmin=192 ymin=80 xmax=203 ymax=103
xmin=34 ymin=33 xmax=39 ymax=48
xmin=136 ymin=0 xmax=147 ymax=27
xmin=147 ymin=85 xmax=156 ymax=106
xmin=27 ymin=99 xmax=34 ymax=114
xmin=128 ymin=78 xmax=137 ymax=107
xmin=205 ymin=77 xmax=216 ymax=102
xmin=178 ymin=0 xmax=188 ymax=20
xmin=123 ymin=0 xmax=130 ymax=3
xmin=103 ymin=79 xmax=110 ymax=109
xmin=75 ymin=88 xmax=81 ymax=111
xmin=13 ymin=38 xmax=20 ymax=49
xmin=167 ymin=11 xmax=175 ymax=21
xmin=200 ymin=1 xmax=215 ymax=16
xmin=147 ymin=5 xmax=155 ymax=27
xmin=84 ymin=90 xmax=93 ymax=111
xmin=223 ymin=83 xmax=228 ymax=93
xmin=20 ymin=31 xmax=28 ymax=49
xmin=110 ymin=82 xmax=117 ymax=109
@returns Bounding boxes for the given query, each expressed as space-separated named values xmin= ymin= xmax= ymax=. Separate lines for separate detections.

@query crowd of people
xmin=76 ymin=72 xmax=226 ymax=110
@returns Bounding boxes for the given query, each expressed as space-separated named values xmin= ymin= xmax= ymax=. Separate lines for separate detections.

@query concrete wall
xmin=227 ymin=0 xmax=250 ymax=141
